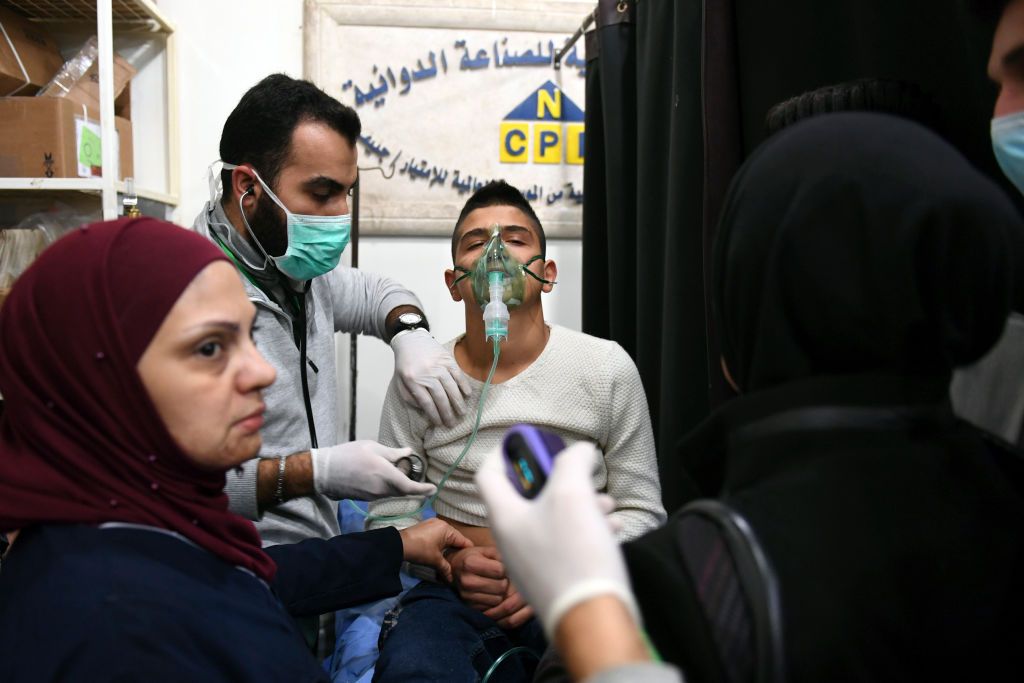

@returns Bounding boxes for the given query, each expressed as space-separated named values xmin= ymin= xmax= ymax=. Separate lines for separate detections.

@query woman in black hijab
xmin=625 ymin=113 xmax=1024 ymax=682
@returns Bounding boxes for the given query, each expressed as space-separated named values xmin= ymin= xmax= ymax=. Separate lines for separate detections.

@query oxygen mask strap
xmin=521 ymin=255 xmax=557 ymax=285
xmin=450 ymin=265 xmax=472 ymax=288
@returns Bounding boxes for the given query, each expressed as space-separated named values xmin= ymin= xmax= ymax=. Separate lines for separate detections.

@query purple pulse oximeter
xmin=502 ymin=424 xmax=565 ymax=498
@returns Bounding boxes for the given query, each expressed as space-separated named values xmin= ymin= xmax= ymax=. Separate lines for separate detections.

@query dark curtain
xmin=583 ymin=0 xmax=735 ymax=509
xmin=732 ymin=1 xmax=1001 ymax=180
xmin=582 ymin=0 xmax=1002 ymax=513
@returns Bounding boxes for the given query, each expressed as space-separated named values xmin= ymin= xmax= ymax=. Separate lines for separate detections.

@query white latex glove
xmin=391 ymin=328 xmax=473 ymax=427
xmin=311 ymin=441 xmax=437 ymax=501
xmin=475 ymin=441 xmax=640 ymax=640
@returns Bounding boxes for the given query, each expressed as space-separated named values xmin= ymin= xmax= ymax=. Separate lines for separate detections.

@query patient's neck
xmin=455 ymin=302 xmax=549 ymax=383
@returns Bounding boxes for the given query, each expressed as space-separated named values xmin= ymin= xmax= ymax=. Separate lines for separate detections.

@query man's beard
xmin=246 ymin=192 xmax=289 ymax=258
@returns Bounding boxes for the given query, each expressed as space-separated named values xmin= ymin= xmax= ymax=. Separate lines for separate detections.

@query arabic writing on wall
xmin=341 ymin=37 xmax=586 ymax=109
xmin=349 ymin=37 xmax=587 ymax=208
xmin=357 ymin=134 xmax=584 ymax=206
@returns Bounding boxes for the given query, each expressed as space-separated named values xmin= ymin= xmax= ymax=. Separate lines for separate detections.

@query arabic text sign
xmin=310 ymin=18 xmax=586 ymax=237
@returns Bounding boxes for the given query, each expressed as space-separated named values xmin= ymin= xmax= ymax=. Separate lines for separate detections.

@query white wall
xmin=159 ymin=0 xmax=583 ymax=443
xmin=158 ymin=0 xmax=304 ymax=225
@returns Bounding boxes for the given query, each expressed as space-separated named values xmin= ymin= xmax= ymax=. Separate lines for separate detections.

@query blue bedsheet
xmin=325 ymin=500 xmax=434 ymax=682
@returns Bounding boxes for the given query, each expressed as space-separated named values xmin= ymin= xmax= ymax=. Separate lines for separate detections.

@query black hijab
xmin=713 ymin=112 xmax=1020 ymax=393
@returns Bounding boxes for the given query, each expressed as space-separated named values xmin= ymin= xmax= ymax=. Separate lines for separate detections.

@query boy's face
xmin=445 ymin=205 xmax=557 ymax=308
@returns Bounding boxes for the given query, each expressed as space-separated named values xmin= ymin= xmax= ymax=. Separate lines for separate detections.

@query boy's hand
xmin=448 ymin=546 xmax=509 ymax=610
xmin=485 ymin=585 xmax=535 ymax=630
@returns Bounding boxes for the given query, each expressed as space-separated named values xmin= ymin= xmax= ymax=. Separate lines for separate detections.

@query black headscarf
xmin=713 ymin=112 xmax=1020 ymax=393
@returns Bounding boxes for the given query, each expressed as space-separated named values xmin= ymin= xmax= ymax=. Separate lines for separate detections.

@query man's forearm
xmin=256 ymin=452 xmax=315 ymax=512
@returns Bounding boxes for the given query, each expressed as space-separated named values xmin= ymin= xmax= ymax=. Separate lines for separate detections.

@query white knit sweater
xmin=367 ymin=324 xmax=666 ymax=541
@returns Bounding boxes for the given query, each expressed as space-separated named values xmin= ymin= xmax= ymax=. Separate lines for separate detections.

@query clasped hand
xmin=448 ymin=546 xmax=534 ymax=629
xmin=398 ymin=518 xmax=473 ymax=584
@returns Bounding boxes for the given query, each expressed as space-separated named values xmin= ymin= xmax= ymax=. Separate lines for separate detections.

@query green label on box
xmin=79 ymin=126 xmax=102 ymax=168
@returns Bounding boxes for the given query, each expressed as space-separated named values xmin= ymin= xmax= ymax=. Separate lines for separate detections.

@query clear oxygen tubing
xmin=480 ymin=627 xmax=659 ymax=682
xmin=480 ymin=645 xmax=541 ymax=683
xmin=346 ymin=334 xmax=502 ymax=523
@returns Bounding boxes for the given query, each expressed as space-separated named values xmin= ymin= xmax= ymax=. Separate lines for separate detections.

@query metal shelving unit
xmin=0 ymin=0 xmax=178 ymax=219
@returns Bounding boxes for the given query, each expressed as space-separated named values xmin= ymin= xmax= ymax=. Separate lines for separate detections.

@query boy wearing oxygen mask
xmin=367 ymin=181 xmax=665 ymax=682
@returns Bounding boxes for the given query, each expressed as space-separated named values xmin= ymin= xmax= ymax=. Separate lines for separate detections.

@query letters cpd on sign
xmin=500 ymin=81 xmax=584 ymax=165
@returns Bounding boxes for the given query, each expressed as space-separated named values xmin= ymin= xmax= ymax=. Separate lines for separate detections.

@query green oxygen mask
xmin=451 ymin=224 xmax=554 ymax=341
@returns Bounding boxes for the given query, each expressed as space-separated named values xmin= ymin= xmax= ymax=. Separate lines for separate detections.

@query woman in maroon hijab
xmin=0 ymin=218 xmax=468 ymax=682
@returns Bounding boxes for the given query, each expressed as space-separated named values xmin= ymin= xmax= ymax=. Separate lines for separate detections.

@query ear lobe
xmin=542 ymin=259 xmax=558 ymax=293
xmin=444 ymin=269 xmax=464 ymax=303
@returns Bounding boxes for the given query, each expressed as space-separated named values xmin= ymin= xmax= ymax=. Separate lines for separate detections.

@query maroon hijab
xmin=0 ymin=217 xmax=275 ymax=582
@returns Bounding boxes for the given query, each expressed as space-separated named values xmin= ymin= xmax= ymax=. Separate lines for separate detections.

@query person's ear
xmin=444 ymin=268 xmax=464 ymax=303
xmin=230 ymin=166 xmax=259 ymax=209
xmin=541 ymin=259 xmax=557 ymax=294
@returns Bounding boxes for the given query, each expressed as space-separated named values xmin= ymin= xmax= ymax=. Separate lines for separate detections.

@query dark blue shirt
xmin=0 ymin=523 xmax=404 ymax=682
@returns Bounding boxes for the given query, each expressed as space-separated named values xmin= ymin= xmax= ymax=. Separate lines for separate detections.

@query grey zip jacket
xmin=193 ymin=201 xmax=421 ymax=546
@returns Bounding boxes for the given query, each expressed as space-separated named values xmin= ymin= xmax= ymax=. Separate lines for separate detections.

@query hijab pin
xmin=94 ymin=351 xmax=106 ymax=361
xmin=108 ymin=498 xmax=118 ymax=507
xmin=149 ymin=482 xmax=160 ymax=492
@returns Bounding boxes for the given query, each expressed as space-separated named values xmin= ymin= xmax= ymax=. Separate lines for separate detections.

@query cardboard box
xmin=115 ymin=83 xmax=131 ymax=121
xmin=0 ymin=6 xmax=64 ymax=97
xmin=0 ymin=97 xmax=132 ymax=179
xmin=48 ymin=53 xmax=136 ymax=121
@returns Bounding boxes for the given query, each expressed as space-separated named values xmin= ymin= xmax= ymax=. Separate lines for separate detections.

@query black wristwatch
xmin=388 ymin=311 xmax=430 ymax=341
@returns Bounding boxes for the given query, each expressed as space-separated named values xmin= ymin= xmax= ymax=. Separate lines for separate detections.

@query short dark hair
xmin=452 ymin=181 xmax=545 ymax=260
xmin=219 ymin=74 xmax=361 ymax=197
xmin=764 ymin=78 xmax=941 ymax=137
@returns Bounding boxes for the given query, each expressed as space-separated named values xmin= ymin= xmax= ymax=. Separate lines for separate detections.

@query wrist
xmin=389 ymin=327 xmax=431 ymax=346
xmin=545 ymin=579 xmax=639 ymax=641
xmin=385 ymin=306 xmax=429 ymax=342
xmin=555 ymin=595 xmax=650 ymax=681
xmin=397 ymin=526 xmax=417 ymax=561
xmin=257 ymin=452 xmax=313 ymax=510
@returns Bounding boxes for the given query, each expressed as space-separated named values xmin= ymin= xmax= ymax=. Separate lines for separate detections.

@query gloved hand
xmin=475 ymin=441 xmax=640 ymax=640
xmin=311 ymin=441 xmax=437 ymax=501
xmin=391 ymin=328 xmax=473 ymax=427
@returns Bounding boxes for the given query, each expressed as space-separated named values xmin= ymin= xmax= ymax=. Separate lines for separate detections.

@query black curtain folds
xmin=582 ymin=0 xmax=1002 ymax=512
xmin=584 ymin=0 xmax=731 ymax=508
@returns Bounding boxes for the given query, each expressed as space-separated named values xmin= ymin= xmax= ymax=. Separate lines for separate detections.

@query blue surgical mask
xmin=222 ymin=162 xmax=351 ymax=281
xmin=992 ymin=111 xmax=1024 ymax=195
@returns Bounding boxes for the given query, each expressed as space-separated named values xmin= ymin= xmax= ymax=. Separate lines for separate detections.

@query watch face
xmin=398 ymin=312 xmax=423 ymax=326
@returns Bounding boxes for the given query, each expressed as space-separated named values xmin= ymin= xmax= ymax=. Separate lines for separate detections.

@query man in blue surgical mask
xmin=191 ymin=75 xmax=471 ymax=610
xmin=949 ymin=0 xmax=1024 ymax=446
xmin=989 ymin=0 xmax=1024 ymax=187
